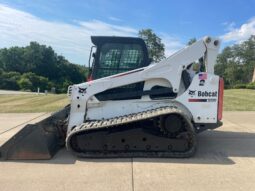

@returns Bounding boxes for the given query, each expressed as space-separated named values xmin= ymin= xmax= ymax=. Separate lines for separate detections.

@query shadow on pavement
xmin=4 ymin=130 xmax=255 ymax=165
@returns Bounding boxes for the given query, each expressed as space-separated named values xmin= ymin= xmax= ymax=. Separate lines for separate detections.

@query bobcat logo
xmin=78 ymin=87 xmax=87 ymax=94
xmin=189 ymin=90 xmax=196 ymax=97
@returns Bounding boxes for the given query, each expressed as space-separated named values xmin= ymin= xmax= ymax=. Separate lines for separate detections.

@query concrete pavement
xmin=0 ymin=112 xmax=255 ymax=191
xmin=0 ymin=113 xmax=50 ymax=146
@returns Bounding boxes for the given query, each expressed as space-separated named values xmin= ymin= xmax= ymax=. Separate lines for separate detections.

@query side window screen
xmin=101 ymin=47 xmax=121 ymax=68
xmin=119 ymin=45 xmax=143 ymax=69
xmin=96 ymin=43 xmax=143 ymax=78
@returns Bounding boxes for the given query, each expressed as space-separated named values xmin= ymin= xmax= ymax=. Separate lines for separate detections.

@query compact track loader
xmin=0 ymin=36 xmax=224 ymax=160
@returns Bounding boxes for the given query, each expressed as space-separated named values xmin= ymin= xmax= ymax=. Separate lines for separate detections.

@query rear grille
xmin=67 ymin=85 xmax=72 ymax=97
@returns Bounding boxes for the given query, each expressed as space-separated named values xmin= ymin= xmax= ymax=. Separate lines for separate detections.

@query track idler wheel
xmin=160 ymin=114 xmax=186 ymax=137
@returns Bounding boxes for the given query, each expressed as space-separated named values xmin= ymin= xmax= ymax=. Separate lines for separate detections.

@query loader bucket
xmin=0 ymin=105 xmax=70 ymax=160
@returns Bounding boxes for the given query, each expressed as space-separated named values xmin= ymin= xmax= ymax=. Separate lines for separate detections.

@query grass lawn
xmin=0 ymin=94 xmax=69 ymax=113
xmin=0 ymin=89 xmax=254 ymax=113
xmin=223 ymin=89 xmax=255 ymax=111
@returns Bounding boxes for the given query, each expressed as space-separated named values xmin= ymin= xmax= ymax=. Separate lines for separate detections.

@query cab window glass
xmin=98 ymin=43 xmax=144 ymax=78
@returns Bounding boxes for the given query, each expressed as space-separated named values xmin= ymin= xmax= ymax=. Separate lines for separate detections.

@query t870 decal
xmin=188 ymin=98 xmax=217 ymax=102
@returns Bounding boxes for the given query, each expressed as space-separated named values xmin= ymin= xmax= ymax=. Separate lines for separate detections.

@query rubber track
xmin=66 ymin=106 xmax=197 ymax=158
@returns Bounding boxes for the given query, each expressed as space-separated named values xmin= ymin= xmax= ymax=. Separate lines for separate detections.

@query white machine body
xmin=67 ymin=37 xmax=222 ymax=132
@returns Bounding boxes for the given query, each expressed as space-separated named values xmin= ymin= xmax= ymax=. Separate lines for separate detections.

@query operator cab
xmin=87 ymin=36 xmax=152 ymax=101
xmin=87 ymin=36 xmax=177 ymax=101
xmin=88 ymin=36 xmax=150 ymax=80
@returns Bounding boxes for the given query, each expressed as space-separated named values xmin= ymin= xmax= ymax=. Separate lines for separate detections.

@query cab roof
xmin=91 ymin=36 xmax=146 ymax=47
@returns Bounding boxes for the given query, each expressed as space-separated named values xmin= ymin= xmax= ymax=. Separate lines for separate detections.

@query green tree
xmin=0 ymin=41 xmax=88 ymax=93
xmin=215 ymin=35 xmax=255 ymax=88
xmin=0 ymin=47 xmax=25 ymax=73
xmin=138 ymin=29 xmax=165 ymax=62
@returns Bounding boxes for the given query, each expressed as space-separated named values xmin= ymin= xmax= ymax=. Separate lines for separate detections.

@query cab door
xmin=92 ymin=41 xmax=149 ymax=100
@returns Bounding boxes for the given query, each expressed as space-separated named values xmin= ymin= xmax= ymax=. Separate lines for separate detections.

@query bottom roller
xmin=0 ymin=105 xmax=70 ymax=160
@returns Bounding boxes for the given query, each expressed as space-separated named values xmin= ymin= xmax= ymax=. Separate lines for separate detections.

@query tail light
xmin=217 ymin=78 xmax=224 ymax=120
xmin=87 ymin=75 xmax=93 ymax=82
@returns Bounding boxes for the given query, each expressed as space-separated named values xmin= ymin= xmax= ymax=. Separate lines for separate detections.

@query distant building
xmin=253 ymin=67 xmax=255 ymax=83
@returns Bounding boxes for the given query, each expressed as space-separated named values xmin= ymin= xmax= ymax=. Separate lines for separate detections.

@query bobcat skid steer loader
xmin=0 ymin=36 xmax=223 ymax=160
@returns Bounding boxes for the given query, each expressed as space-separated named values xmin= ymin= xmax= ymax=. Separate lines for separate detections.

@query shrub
xmin=0 ymin=71 xmax=21 ymax=90
xmin=233 ymin=84 xmax=247 ymax=89
xmin=246 ymin=82 xmax=255 ymax=89
xmin=18 ymin=77 xmax=33 ymax=91
xmin=22 ymin=72 xmax=51 ymax=92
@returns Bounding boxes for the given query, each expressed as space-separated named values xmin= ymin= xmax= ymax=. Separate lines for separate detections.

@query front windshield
xmin=95 ymin=43 xmax=144 ymax=78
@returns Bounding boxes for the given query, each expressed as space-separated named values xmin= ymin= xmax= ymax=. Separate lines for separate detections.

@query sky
xmin=0 ymin=0 xmax=254 ymax=65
